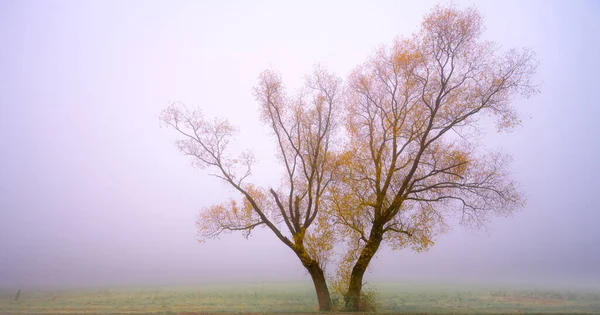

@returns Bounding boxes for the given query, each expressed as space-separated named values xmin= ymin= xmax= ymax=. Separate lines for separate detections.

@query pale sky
xmin=1 ymin=0 xmax=599 ymax=289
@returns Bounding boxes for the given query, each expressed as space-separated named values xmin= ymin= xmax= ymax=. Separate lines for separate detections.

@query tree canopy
xmin=329 ymin=5 xmax=538 ymax=309
xmin=161 ymin=4 xmax=538 ymax=312
xmin=161 ymin=67 xmax=342 ymax=311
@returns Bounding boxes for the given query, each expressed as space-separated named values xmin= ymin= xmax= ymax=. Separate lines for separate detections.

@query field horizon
xmin=2 ymin=280 xmax=600 ymax=314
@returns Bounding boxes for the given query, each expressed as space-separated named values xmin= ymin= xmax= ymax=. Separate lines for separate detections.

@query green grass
xmin=1 ymin=281 xmax=599 ymax=314
xmin=372 ymin=282 xmax=600 ymax=314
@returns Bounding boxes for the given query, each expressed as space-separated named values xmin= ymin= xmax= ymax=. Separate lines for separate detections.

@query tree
xmin=162 ymin=5 xmax=538 ymax=312
xmin=331 ymin=5 xmax=539 ymax=310
xmin=160 ymin=67 xmax=341 ymax=311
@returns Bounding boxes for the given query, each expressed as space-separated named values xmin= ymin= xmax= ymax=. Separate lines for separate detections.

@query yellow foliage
xmin=164 ymin=5 xmax=537 ymax=310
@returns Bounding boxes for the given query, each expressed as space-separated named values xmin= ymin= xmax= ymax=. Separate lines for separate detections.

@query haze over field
xmin=1 ymin=0 xmax=599 ymax=289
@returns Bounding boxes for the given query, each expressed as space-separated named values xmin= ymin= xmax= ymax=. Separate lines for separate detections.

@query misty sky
xmin=1 ymin=0 xmax=599 ymax=289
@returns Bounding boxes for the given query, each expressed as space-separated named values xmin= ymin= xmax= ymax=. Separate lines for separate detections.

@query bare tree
xmin=161 ymin=66 xmax=341 ymax=311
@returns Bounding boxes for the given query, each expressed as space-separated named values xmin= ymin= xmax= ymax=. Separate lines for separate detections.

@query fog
xmin=1 ymin=0 xmax=599 ymax=290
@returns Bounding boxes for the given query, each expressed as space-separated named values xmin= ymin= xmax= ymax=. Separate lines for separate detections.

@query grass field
xmin=1 ymin=281 xmax=600 ymax=314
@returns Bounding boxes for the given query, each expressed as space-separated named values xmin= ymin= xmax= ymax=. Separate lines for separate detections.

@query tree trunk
xmin=306 ymin=263 xmax=332 ymax=312
xmin=344 ymin=226 xmax=384 ymax=311
xmin=345 ymin=268 xmax=364 ymax=311
xmin=294 ymin=242 xmax=332 ymax=312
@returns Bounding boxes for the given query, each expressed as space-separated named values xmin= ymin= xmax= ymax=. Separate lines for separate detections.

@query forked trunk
xmin=306 ymin=263 xmax=332 ymax=311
